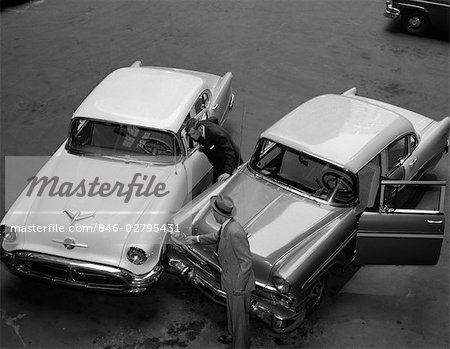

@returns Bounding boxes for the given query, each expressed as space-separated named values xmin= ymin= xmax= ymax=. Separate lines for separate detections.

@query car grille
xmin=12 ymin=257 xmax=129 ymax=291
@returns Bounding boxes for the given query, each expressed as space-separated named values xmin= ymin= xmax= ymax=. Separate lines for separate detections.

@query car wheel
xmin=401 ymin=10 xmax=430 ymax=35
xmin=305 ymin=275 xmax=327 ymax=316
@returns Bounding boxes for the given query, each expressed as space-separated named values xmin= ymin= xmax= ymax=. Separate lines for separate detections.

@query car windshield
xmin=249 ymin=138 xmax=357 ymax=205
xmin=66 ymin=118 xmax=180 ymax=164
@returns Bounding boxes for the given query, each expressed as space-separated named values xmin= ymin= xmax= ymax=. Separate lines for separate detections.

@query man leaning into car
xmin=184 ymin=118 xmax=242 ymax=182
xmin=186 ymin=195 xmax=255 ymax=348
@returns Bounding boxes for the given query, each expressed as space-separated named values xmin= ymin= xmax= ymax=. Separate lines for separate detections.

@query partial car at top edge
xmin=385 ymin=0 xmax=450 ymax=35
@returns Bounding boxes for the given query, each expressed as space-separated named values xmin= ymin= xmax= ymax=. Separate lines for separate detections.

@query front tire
xmin=401 ymin=10 xmax=430 ymax=35
xmin=305 ymin=275 xmax=327 ymax=316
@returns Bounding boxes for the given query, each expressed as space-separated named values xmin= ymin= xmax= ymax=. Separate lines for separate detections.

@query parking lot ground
xmin=1 ymin=0 xmax=448 ymax=348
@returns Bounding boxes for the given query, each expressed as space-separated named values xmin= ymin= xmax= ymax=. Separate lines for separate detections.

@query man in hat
xmin=184 ymin=118 xmax=242 ymax=182
xmin=187 ymin=194 xmax=255 ymax=349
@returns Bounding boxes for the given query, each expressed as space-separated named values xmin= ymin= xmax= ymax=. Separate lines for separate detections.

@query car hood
xmin=192 ymin=168 xmax=343 ymax=282
xmin=4 ymin=151 xmax=184 ymax=271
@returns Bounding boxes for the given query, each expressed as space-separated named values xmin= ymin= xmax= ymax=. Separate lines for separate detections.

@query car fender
xmin=272 ymin=208 xmax=357 ymax=294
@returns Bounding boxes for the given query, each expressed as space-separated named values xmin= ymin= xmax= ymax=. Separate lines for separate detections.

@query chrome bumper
xmin=385 ymin=3 xmax=401 ymax=19
xmin=1 ymin=249 xmax=163 ymax=294
xmin=165 ymin=245 xmax=306 ymax=333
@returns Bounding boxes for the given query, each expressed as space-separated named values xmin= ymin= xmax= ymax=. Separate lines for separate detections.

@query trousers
xmin=226 ymin=291 xmax=252 ymax=349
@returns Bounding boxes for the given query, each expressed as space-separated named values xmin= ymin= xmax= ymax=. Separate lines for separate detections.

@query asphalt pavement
xmin=0 ymin=0 xmax=449 ymax=348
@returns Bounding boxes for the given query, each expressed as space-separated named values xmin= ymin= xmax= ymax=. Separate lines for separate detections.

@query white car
xmin=1 ymin=61 xmax=235 ymax=294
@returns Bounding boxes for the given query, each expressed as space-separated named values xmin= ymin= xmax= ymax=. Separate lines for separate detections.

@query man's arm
xmin=194 ymin=229 xmax=219 ymax=245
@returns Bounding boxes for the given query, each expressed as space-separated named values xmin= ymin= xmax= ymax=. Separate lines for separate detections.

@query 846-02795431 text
xmin=7 ymin=223 xmax=180 ymax=234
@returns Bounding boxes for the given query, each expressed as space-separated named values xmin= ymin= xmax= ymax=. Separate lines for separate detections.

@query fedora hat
xmin=210 ymin=194 xmax=236 ymax=218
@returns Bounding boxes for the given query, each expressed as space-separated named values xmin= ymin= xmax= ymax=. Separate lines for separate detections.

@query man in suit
xmin=184 ymin=118 xmax=242 ymax=182
xmin=187 ymin=194 xmax=255 ymax=349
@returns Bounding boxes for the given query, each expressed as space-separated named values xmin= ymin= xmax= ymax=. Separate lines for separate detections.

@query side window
xmin=254 ymin=140 xmax=282 ymax=172
xmin=409 ymin=134 xmax=418 ymax=152
xmin=194 ymin=97 xmax=203 ymax=115
xmin=194 ymin=92 xmax=210 ymax=115
xmin=386 ymin=137 xmax=408 ymax=173
xmin=381 ymin=181 xmax=446 ymax=213
xmin=179 ymin=114 xmax=195 ymax=153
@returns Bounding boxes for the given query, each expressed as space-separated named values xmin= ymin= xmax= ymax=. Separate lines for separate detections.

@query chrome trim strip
xmin=52 ymin=239 xmax=88 ymax=249
xmin=427 ymin=220 xmax=443 ymax=224
xmin=228 ymin=93 xmax=235 ymax=110
xmin=357 ymin=232 xmax=443 ymax=239
xmin=385 ymin=3 xmax=401 ymax=18
xmin=391 ymin=209 xmax=442 ymax=214
xmin=255 ymin=280 xmax=278 ymax=292
xmin=398 ymin=0 xmax=450 ymax=9
xmin=381 ymin=180 xmax=447 ymax=185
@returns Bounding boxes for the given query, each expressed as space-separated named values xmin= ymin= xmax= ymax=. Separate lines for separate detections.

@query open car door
xmin=354 ymin=180 xmax=446 ymax=265
xmin=208 ymin=72 xmax=234 ymax=125
xmin=179 ymin=128 xmax=213 ymax=201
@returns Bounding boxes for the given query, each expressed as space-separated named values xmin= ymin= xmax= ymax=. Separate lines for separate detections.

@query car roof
xmin=72 ymin=67 xmax=208 ymax=133
xmin=261 ymin=94 xmax=414 ymax=173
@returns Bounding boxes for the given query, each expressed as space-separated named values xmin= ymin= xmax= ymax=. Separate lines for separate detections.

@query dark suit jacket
xmin=197 ymin=219 xmax=255 ymax=295
xmin=198 ymin=121 xmax=242 ymax=180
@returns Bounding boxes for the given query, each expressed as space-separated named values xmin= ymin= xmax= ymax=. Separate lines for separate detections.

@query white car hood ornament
xmin=63 ymin=210 xmax=96 ymax=226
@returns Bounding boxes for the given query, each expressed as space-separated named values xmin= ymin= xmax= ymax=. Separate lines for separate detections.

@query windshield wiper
xmin=100 ymin=154 xmax=156 ymax=166
xmin=74 ymin=151 xmax=152 ymax=165
xmin=73 ymin=150 xmax=175 ymax=166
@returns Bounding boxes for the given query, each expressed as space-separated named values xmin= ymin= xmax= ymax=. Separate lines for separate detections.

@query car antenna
xmin=238 ymin=95 xmax=245 ymax=164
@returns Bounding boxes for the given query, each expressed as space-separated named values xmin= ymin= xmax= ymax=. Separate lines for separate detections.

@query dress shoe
xmin=217 ymin=335 xmax=233 ymax=344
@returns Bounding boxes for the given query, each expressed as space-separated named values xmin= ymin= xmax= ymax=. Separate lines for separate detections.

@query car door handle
xmin=409 ymin=158 xmax=417 ymax=166
xmin=211 ymin=104 xmax=218 ymax=110
xmin=427 ymin=220 xmax=443 ymax=224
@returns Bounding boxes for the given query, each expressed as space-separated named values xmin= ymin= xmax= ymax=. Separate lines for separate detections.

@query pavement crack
xmin=1 ymin=309 xmax=28 ymax=347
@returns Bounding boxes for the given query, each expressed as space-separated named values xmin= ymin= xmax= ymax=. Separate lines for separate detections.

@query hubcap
xmin=306 ymin=278 xmax=325 ymax=311
xmin=409 ymin=16 xmax=421 ymax=28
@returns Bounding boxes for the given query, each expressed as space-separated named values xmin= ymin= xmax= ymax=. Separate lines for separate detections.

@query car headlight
xmin=127 ymin=247 xmax=147 ymax=265
xmin=272 ymin=276 xmax=292 ymax=294
xmin=1 ymin=225 xmax=17 ymax=243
